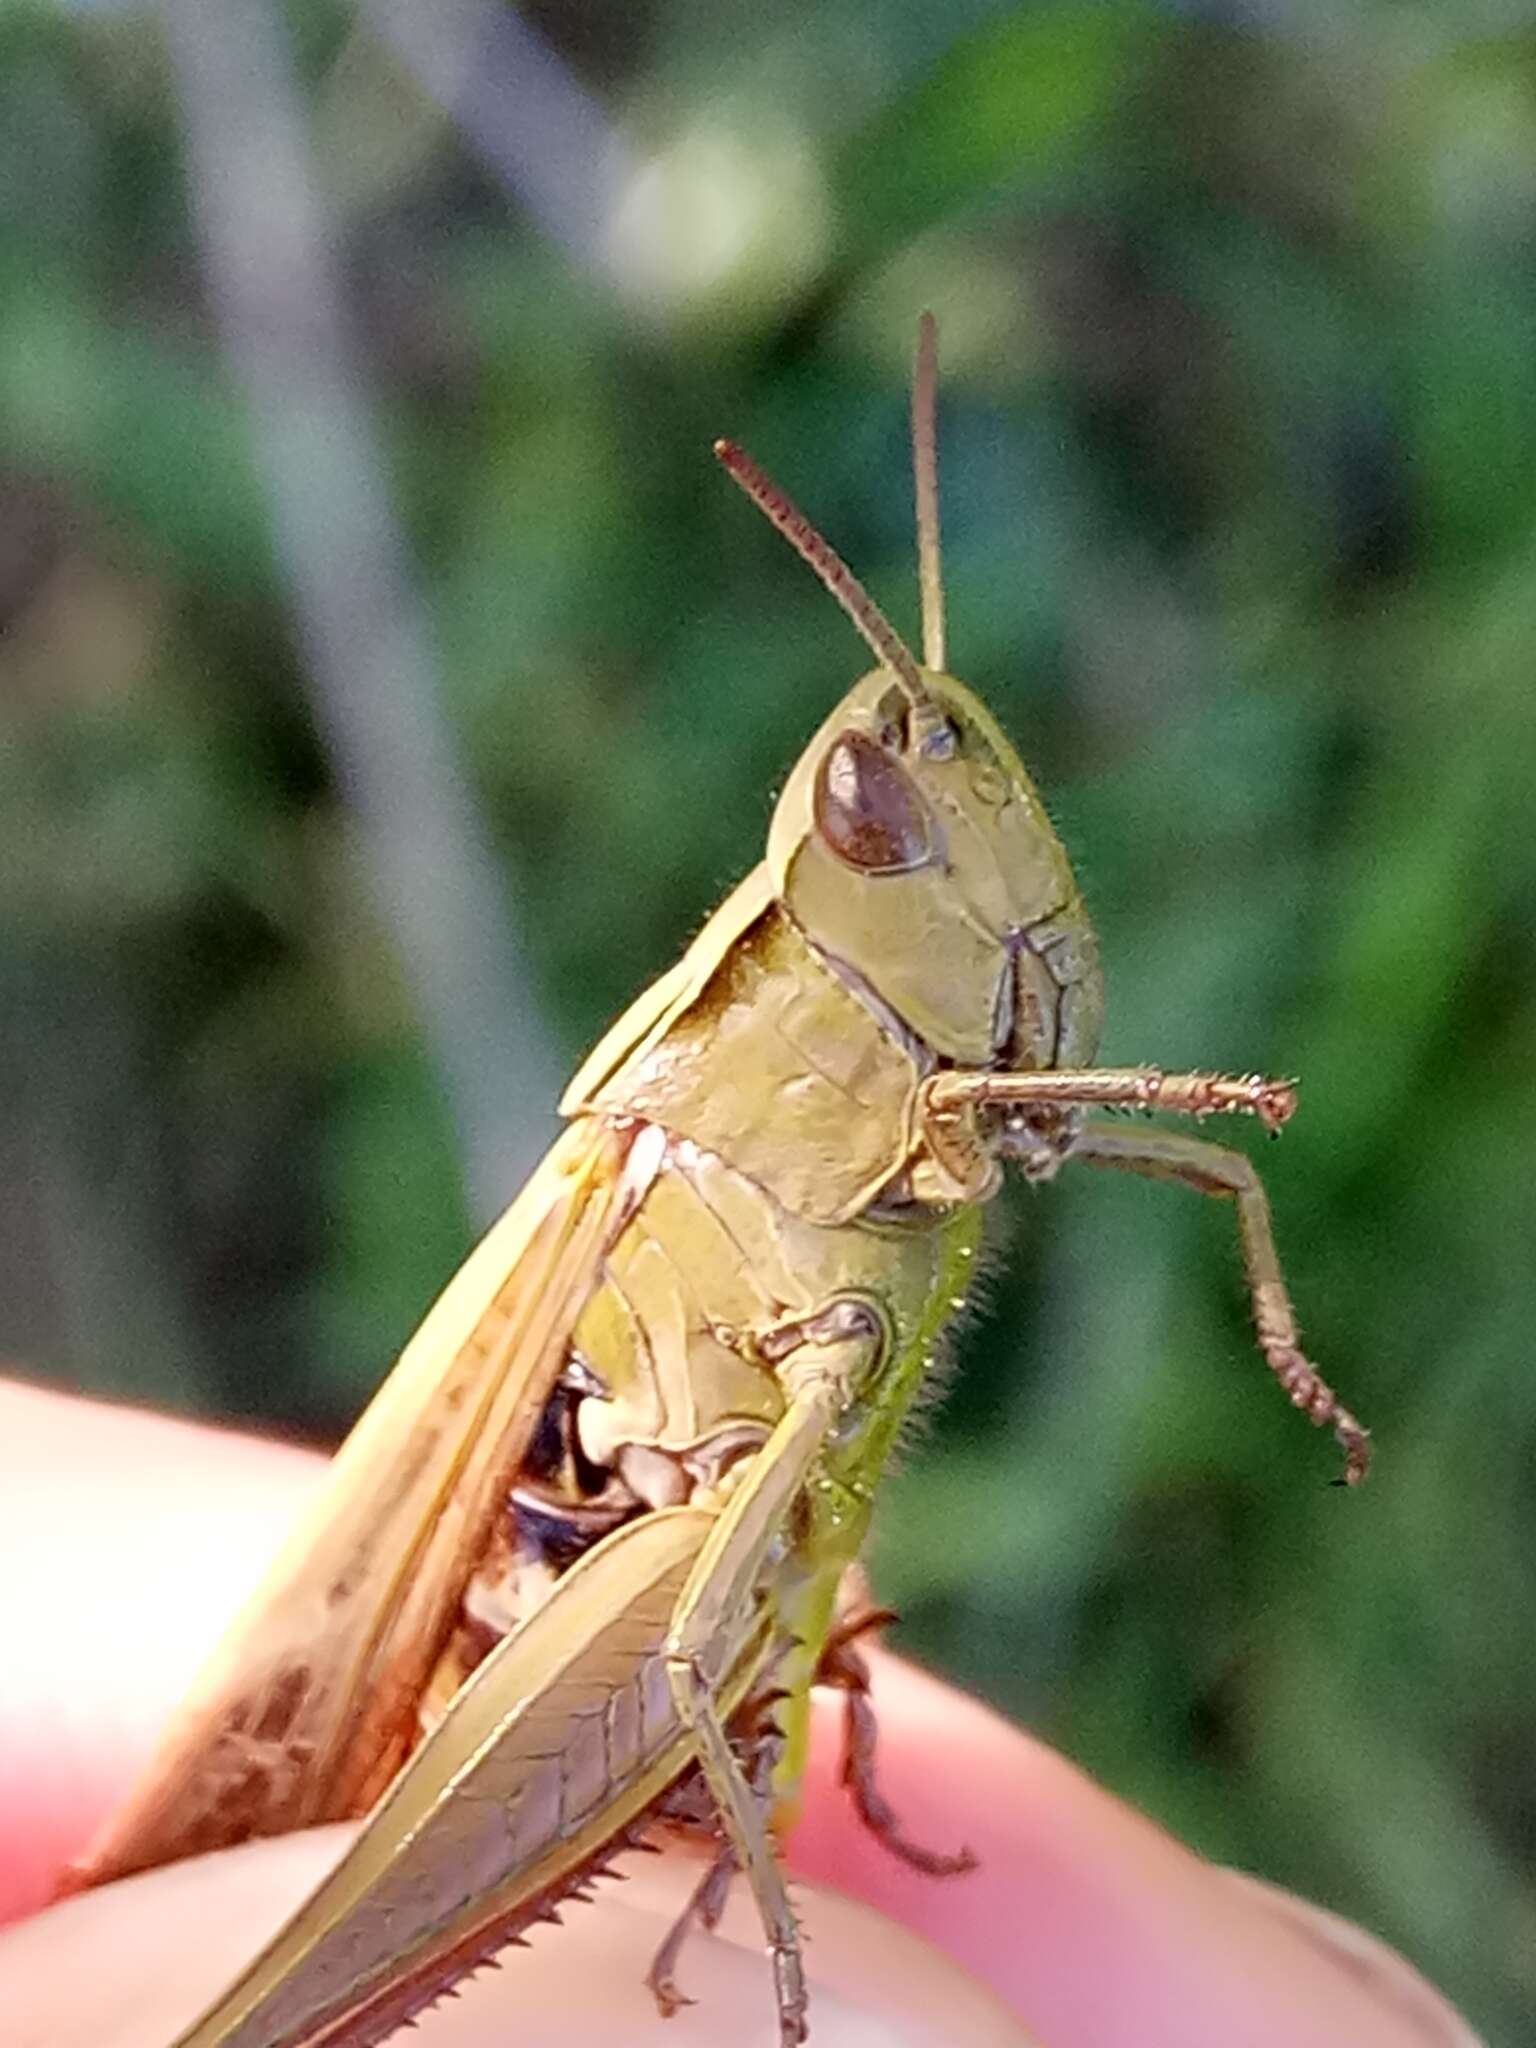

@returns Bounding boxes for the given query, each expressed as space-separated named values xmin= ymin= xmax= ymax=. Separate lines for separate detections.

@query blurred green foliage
xmin=3 ymin=2 xmax=1535 ymax=2037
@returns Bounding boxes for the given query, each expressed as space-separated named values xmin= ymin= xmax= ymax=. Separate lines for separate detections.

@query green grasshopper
xmin=66 ymin=318 xmax=1368 ymax=2047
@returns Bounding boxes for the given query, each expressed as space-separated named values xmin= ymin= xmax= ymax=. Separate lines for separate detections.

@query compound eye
xmin=814 ymin=730 xmax=933 ymax=874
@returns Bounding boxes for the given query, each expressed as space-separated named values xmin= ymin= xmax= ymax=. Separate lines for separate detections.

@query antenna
xmin=912 ymin=312 xmax=946 ymax=672
xmin=713 ymin=437 xmax=938 ymax=719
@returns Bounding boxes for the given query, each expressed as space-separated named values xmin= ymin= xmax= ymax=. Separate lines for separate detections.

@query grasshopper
xmin=65 ymin=318 xmax=1368 ymax=2048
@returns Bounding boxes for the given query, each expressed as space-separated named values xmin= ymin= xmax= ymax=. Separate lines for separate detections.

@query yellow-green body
xmin=66 ymin=327 xmax=1362 ymax=2048
xmin=99 ymin=645 xmax=1098 ymax=2048
xmin=556 ymin=736 xmax=1098 ymax=1798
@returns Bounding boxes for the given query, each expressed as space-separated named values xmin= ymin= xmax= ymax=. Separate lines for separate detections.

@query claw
xmin=647 ymin=1974 xmax=696 ymax=2020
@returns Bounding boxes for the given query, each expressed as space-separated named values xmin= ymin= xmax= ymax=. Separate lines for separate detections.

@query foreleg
xmin=1071 ymin=1122 xmax=1370 ymax=1483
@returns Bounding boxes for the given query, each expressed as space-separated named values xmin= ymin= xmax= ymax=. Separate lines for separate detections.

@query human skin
xmin=0 ymin=1380 xmax=1479 ymax=2047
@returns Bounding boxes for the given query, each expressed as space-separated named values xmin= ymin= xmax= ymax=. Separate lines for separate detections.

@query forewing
xmin=72 ymin=1116 xmax=651 ymax=1887
xmin=172 ymin=1502 xmax=769 ymax=2048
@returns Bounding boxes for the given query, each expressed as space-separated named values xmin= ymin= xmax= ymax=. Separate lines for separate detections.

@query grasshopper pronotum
xmin=66 ymin=318 xmax=1366 ymax=2048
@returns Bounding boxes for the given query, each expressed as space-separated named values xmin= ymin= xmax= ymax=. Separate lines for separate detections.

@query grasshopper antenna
xmin=912 ymin=312 xmax=946 ymax=673
xmin=714 ymin=436 xmax=942 ymax=728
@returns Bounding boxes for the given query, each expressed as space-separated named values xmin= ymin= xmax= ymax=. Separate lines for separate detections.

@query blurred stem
xmin=159 ymin=0 xmax=562 ymax=1223
xmin=364 ymin=0 xmax=632 ymax=275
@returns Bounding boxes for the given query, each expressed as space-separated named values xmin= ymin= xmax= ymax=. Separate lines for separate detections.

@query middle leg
xmin=817 ymin=1606 xmax=977 ymax=1877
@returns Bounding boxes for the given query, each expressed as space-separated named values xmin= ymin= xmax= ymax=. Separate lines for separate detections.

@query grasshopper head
xmin=766 ymin=665 xmax=1102 ymax=1068
xmin=719 ymin=318 xmax=1104 ymax=1071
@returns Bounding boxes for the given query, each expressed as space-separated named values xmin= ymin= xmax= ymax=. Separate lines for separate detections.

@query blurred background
xmin=3 ymin=0 xmax=1534 ymax=2036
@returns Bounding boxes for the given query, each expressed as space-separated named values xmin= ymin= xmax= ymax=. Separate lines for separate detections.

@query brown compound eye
xmin=814 ymin=729 xmax=933 ymax=873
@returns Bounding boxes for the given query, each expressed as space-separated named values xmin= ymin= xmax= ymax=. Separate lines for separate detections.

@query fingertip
xmin=0 ymin=1381 xmax=322 ymax=1917
xmin=791 ymin=1648 xmax=1478 ymax=2048
xmin=0 ymin=1830 xmax=1036 ymax=2048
